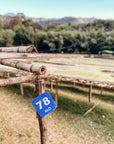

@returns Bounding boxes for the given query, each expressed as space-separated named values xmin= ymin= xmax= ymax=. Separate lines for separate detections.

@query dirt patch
xmin=102 ymin=70 xmax=114 ymax=77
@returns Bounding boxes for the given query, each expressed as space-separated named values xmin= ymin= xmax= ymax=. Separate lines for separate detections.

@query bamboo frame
xmin=0 ymin=61 xmax=47 ymax=144
xmin=0 ymin=47 xmax=48 ymax=144
xmin=0 ymin=59 xmax=46 ymax=75
xmin=0 ymin=73 xmax=37 ymax=87
xmin=47 ymin=74 xmax=114 ymax=90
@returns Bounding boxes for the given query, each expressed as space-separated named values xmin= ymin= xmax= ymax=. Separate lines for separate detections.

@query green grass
xmin=49 ymin=89 xmax=114 ymax=142
xmin=46 ymin=81 xmax=114 ymax=103
xmin=1 ymin=82 xmax=114 ymax=143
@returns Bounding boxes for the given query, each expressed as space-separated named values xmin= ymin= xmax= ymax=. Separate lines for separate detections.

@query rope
xmin=39 ymin=33 xmax=114 ymax=53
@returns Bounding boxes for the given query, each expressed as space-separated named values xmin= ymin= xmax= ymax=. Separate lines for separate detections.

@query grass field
xmin=0 ymin=54 xmax=114 ymax=144
xmin=0 ymin=82 xmax=113 ymax=144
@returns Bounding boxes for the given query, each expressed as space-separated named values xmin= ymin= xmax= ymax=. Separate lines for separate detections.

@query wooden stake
xmin=20 ymin=83 xmax=24 ymax=95
xmin=83 ymin=102 xmax=100 ymax=117
xmin=50 ymin=80 xmax=53 ymax=91
xmin=100 ymin=87 xmax=103 ymax=96
xmin=73 ymin=82 xmax=75 ymax=86
xmin=3 ymin=72 xmax=6 ymax=78
xmin=7 ymin=72 xmax=10 ymax=78
xmin=35 ymin=77 xmax=48 ymax=144
xmin=89 ymin=85 xmax=92 ymax=103
xmin=55 ymin=80 xmax=58 ymax=105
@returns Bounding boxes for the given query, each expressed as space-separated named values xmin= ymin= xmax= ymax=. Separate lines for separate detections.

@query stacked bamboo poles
xmin=0 ymin=45 xmax=38 ymax=53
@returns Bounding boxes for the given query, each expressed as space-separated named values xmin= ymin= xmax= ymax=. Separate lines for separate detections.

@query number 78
xmin=36 ymin=97 xmax=50 ymax=110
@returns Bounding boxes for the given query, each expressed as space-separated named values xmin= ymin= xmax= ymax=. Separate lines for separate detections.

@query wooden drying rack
xmin=0 ymin=46 xmax=48 ymax=144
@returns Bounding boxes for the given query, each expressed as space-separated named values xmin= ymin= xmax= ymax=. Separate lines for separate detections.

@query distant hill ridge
xmin=1 ymin=13 xmax=96 ymax=26
xmin=32 ymin=17 xmax=96 ymax=26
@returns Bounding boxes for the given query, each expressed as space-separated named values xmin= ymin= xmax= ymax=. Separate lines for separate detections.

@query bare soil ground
xmin=23 ymin=53 xmax=114 ymax=82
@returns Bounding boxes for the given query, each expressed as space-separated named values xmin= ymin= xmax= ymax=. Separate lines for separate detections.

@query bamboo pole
xmin=7 ymin=72 xmax=10 ymax=78
xmin=50 ymin=80 xmax=53 ymax=91
xmin=20 ymin=83 xmax=24 ymax=95
xmin=35 ymin=76 xmax=48 ymax=144
xmin=3 ymin=72 xmax=6 ymax=78
xmin=0 ymin=45 xmax=37 ymax=53
xmin=83 ymin=102 xmax=100 ymax=117
xmin=0 ymin=73 xmax=38 ymax=87
xmin=47 ymin=74 xmax=114 ymax=89
xmin=0 ymin=67 xmax=30 ymax=76
xmin=55 ymin=80 xmax=58 ymax=105
xmin=89 ymin=85 xmax=92 ymax=103
xmin=100 ymin=87 xmax=103 ymax=96
xmin=0 ymin=59 xmax=46 ymax=75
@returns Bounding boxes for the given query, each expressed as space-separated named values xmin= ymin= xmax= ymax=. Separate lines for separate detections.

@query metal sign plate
xmin=32 ymin=92 xmax=56 ymax=117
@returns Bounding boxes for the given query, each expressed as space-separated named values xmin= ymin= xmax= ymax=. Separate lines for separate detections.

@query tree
xmin=8 ymin=16 xmax=22 ymax=29
xmin=0 ymin=18 xmax=2 ymax=29
xmin=0 ymin=29 xmax=15 ymax=46
xmin=14 ymin=26 xmax=34 ymax=45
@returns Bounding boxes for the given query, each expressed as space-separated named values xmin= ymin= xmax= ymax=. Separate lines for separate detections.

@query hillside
xmin=0 ymin=13 xmax=96 ymax=26
xmin=31 ymin=17 xmax=96 ymax=26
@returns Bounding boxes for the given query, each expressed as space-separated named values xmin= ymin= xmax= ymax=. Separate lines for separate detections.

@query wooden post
xmin=100 ymin=87 xmax=103 ymax=96
xmin=73 ymin=82 xmax=75 ymax=86
xmin=55 ymin=80 xmax=58 ymax=105
xmin=7 ymin=72 xmax=10 ymax=78
xmin=35 ymin=76 xmax=48 ymax=144
xmin=20 ymin=83 xmax=24 ymax=95
xmin=50 ymin=80 xmax=53 ymax=91
xmin=3 ymin=72 xmax=6 ymax=78
xmin=89 ymin=85 xmax=92 ymax=103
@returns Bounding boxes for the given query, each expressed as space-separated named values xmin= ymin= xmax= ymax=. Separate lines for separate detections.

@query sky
xmin=0 ymin=0 xmax=114 ymax=19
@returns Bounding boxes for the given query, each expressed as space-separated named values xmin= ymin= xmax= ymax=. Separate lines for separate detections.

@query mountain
xmin=1 ymin=13 xmax=96 ymax=26
xmin=31 ymin=17 xmax=96 ymax=26
xmin=4 ymin=12 xmax=16 ymax=17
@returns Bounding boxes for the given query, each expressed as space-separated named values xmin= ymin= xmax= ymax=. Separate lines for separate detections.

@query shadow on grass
xmin=1 ymin=84 xmax=114 ymax=127
xmin=46 ymin=83 xmax=89 ymax=96
xmin=3 ymin=84 xmax=35 ymax=98
xmin=46 ymin=82 xmax=114 ymax=103
xmin=49 ymin=90 xmax=114 ymax=126
xmin=93 ymin=93 xmax=114 ymax=103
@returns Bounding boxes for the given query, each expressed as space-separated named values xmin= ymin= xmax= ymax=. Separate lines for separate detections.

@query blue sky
xmin=0 ymin=0 xmax=114 ymax=19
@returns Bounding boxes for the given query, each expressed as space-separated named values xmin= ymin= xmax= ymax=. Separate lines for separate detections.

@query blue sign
xmin=32 ymin=92 xmax=56 ymax=117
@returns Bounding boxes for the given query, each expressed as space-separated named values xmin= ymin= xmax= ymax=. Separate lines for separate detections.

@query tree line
xmin=0 ymin=13 xmax=114 ymax=54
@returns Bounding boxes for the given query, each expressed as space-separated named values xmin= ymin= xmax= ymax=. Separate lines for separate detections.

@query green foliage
xmin=14 ymin=25 xmax=34 ymax=45
xmin=0 ymin=14 xmax=114 ymax=53
xmin=0 ymin=18 xmax=2 ymax=29
xmin=0 ymin=29 xmax=15 ymax=46
xmin=36 ymin=20 xmax=114 ymax=53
